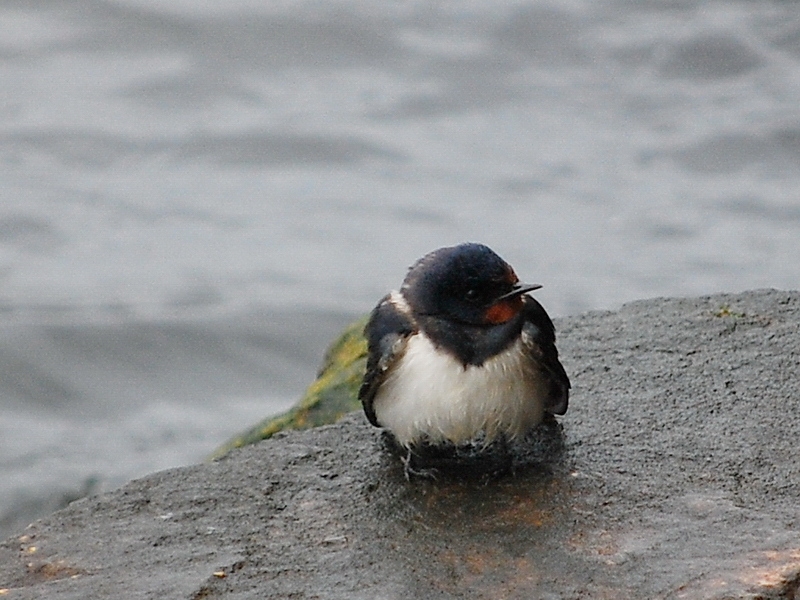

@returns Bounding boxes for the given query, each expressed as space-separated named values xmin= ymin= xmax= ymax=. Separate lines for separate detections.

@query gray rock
xmin=1 ymin=290 xmax=799 ymax=599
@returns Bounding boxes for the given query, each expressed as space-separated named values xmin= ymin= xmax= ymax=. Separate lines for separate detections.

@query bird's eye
xmin=465 ymin=288 xmax=479 ymax=301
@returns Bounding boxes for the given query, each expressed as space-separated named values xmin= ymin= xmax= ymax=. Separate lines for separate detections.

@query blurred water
xmin=1 ymin=0 xmax=799 ymax=537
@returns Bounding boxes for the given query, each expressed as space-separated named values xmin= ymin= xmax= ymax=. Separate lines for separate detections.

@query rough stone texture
xmin=1 ymin=290 xmax=799 ymax=599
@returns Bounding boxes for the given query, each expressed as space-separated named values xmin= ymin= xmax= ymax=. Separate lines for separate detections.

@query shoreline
xmin=2 ymin=289 xmax=798 ymax=599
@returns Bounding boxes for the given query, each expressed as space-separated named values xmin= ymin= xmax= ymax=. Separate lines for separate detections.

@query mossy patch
xmin=713 ymin=304 xmax=746 ymax=318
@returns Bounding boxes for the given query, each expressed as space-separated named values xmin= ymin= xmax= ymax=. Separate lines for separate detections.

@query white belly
xmin=372 ymin=333 xmax=547 ymax=447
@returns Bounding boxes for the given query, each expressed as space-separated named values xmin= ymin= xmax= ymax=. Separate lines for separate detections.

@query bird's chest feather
xmin=372 ymin=332 xmax=547 ymax=447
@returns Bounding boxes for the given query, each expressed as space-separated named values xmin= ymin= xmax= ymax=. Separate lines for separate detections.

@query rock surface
xmin=2 ymin=290 xmax=800 ymax=599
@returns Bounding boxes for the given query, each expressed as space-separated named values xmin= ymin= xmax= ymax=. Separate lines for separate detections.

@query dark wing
xmin=521 ymin=296 xmax=571 ymax=415
xmin=358 ymin=294 xmax=416 ymax=427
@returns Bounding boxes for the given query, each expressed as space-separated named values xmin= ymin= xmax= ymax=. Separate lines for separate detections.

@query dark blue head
xmin=400 ymin=243 xmax=540 ymax=326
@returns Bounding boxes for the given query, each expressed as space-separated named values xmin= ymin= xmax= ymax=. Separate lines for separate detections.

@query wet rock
xmin=2 ymin=290 xmax=800 ymax=599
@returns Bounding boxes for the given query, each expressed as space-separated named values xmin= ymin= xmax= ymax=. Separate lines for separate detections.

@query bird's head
xmin=400 ymin=243 xmax=541 ymax=327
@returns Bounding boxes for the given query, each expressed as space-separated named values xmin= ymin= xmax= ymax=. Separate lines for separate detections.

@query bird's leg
xmin=402 ymin=446 xmax=438 ymax=481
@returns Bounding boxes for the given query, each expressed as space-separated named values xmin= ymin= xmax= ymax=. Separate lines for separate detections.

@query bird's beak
xmin=494 ymin=282 xmax=542 ymax=302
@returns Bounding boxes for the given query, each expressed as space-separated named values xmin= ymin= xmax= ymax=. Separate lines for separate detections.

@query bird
xmin=358 ymin=243 xmax=570 ymax=478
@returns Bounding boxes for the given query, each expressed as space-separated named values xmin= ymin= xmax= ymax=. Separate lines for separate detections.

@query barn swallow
xmin=359 ymin=243 xmax=570 ymax=477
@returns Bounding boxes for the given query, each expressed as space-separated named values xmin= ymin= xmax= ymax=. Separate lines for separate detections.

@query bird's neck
xmin=416 ymin=314 xmax=523 ymax=367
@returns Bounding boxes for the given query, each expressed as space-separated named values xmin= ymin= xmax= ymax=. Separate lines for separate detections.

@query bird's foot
xmin=402 ymin=448 xmax=438 ymax=481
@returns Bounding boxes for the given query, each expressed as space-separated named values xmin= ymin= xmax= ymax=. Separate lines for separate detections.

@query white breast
xmin=372 ymin=332 xmax=548 ymax=447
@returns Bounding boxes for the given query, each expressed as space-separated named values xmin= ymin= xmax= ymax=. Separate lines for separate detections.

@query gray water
xmin=1 ymin=0 xmax=799 ymax=538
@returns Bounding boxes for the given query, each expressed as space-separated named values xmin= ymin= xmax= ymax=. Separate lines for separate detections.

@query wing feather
xmin=521 ymin=297 xmax=571 ymax=415
xmin=359 ymin=294 xmax=416 ymax=427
